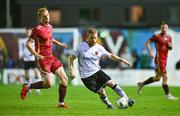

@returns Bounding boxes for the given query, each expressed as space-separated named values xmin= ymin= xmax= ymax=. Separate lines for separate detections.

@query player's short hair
xmin=161 ymin=21 xmax=168 ymax=26
xmin=87 ymin=28 xmax=97 ymax=35
xmin=37 ymin=7 xmax=48 ymax=17
xmin=160 ymin=21 xmax=169 ymax=29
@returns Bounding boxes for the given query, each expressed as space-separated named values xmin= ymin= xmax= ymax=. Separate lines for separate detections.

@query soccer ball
xmin=116 ymin=97 xmax=128 ymax=109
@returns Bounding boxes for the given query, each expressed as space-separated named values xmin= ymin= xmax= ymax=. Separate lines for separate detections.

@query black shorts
xmin=81 ymin=70 xmax=111 ymax=93
xmin=23 ymin=61 xmax=37 ymax=69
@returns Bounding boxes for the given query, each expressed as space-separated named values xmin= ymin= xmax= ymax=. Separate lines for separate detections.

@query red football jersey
xmin=150 ymin=33 xmax=172 ymax=63
xmin=30 ymin=23 xmax=53 ymax=58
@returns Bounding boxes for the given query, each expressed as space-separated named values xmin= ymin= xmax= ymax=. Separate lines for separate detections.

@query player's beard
xmin=161 ymin=31 xmax=166 ymax=35
xmin=161 ymin=29 xmax=168 ymax=35
xmin=42 ymin=18 xmax=50 ymax=24
xmin=45 ymin=20 xmax=50 ymax=24
xmin=91 ymin=41 xmax=96 ymax=46
xmin=88 ymin=41 xmax=96 ymax=47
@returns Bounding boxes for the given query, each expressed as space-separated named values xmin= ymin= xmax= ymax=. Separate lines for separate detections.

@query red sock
xmin=59 ymin=84 xmax=67 ymax=103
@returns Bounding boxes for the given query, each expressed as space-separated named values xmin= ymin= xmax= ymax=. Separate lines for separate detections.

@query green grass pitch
xmin=0 ymin=84 xmax=179 ymax=115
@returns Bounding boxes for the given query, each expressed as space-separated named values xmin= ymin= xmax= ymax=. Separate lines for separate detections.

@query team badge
xmin=48 ymin=33 xmax=51 ymax=37
xmin=95 ymin=51 xmax=98 ymax=55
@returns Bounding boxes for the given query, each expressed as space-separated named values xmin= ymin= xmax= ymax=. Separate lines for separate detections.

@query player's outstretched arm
xmin=146 ymin=39 xmax=154 ymax=59
xmin=69 ymin=55 xmax=76 ymax=80
xmin=52 ymin=39 xmax=67 ymax=48
xmin=109 ymin=53 xmax=132 ymax=67
xmin=26 ymin=38 xmax=44 ymax=60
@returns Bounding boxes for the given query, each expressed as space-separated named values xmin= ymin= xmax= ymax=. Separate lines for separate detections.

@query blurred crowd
xmin=100 ymin=47 xmax=180 ymax=70
xmin=1 ymin=43 xmax=180 ymax=70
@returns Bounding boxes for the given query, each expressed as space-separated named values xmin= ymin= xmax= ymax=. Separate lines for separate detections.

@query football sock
xmin=59 ymin=84 xmax=67 ymax=103
xmin=162 ymin=84 xmax=169 ymax=95
xmin=100 ymin=96 xmax=112 ymax=106
xmin=112 ymin=84 xmax=128 ymax=99
xmin=142 ymin=77 xmax=154 ymax=85
xmin=30 ymin=81 xmax=43 ymax=89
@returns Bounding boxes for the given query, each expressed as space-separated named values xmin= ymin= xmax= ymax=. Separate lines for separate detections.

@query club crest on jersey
xmin=95 ymin=51 xmax=98 ymax=55
xmin=48 ymin=33 xmax=51 ymax=37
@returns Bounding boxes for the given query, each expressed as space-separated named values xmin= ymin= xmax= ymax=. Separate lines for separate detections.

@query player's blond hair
xmin=37 ymin=7 xmax=48 ymax=17
xmin=87 ymin=28 xmax=97 ymax=35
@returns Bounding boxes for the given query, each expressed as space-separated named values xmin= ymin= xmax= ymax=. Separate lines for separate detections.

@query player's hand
xmin=149 ymin=51 xmax=154 ymax=59
xmin=70 ymin=74 xmax=76 ymax=80
xmin=61 ymin=43 xmax=67 ymax=48
xmin=124 ymin=60 xmax=132 ymax=68
xmin=70 ymin=72 xmax=76 ymax=80
xmin=36 ymin=54 xmax=44 ymax=60
xmin=166 ymin=42 xmax=172 ymax=50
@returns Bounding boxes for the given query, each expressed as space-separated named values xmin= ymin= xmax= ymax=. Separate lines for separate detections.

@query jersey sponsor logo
xmin=83 ymin=56 xmax=97 ymax=61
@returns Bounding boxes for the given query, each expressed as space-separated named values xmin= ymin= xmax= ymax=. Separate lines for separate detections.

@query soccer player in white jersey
xmin=19 ymin=27 xmax=41 ymax=94
xmin=69 ymin=28 xmax=134 ymax=109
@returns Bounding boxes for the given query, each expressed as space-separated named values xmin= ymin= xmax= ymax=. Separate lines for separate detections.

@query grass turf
xmin=0 ymin=84 xmax=179 ymax=116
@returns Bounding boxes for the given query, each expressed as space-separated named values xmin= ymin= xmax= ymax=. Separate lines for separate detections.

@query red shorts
xmin=155 ymin=59 xmax=166 ymax=73
xmin=36 ymin=55 xmax=63 ymax=74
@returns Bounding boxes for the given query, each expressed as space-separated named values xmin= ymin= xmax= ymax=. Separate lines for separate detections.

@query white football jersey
xmin=73 ymin=41 xmax=109 ymax=78
xmin=19 ymin=38 xmax=35 ymax=61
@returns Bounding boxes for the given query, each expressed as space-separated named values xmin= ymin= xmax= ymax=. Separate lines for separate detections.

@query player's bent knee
xmin=60 ymin=81 xmax=68 ymax=86
xmin=154 ymin=77 xmax=161 ymax=81
xmin=60 ymin=76 xmax=68 ymax=86
xmin=43 ymin=83 xmax=52 ymax=88
xmin=43 ymin=81 xmax=52 ymax=88
xmin=105 ymin=80 xmax=115 ymax=88
xmin=63 ymin=76 xmax=68 ymax=82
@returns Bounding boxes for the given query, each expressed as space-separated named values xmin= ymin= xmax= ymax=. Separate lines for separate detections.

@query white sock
xmin=100 ymin=96 xmax=112 ymax=106
xmin=114 ymin=85 xmax=128 ymax=99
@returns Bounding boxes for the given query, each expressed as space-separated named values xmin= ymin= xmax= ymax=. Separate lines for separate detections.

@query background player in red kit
xmin=20 ymin=7 xmax=70 ymax=108
xmin=137 ymin=22 xmax=178 ymax=100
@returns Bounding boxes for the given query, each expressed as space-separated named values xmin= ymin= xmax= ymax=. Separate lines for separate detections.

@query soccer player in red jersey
xmin=137 ymin=22 xmax=178 ymax=100
xmin=20 ymin=7 xmax=70 ymax=108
